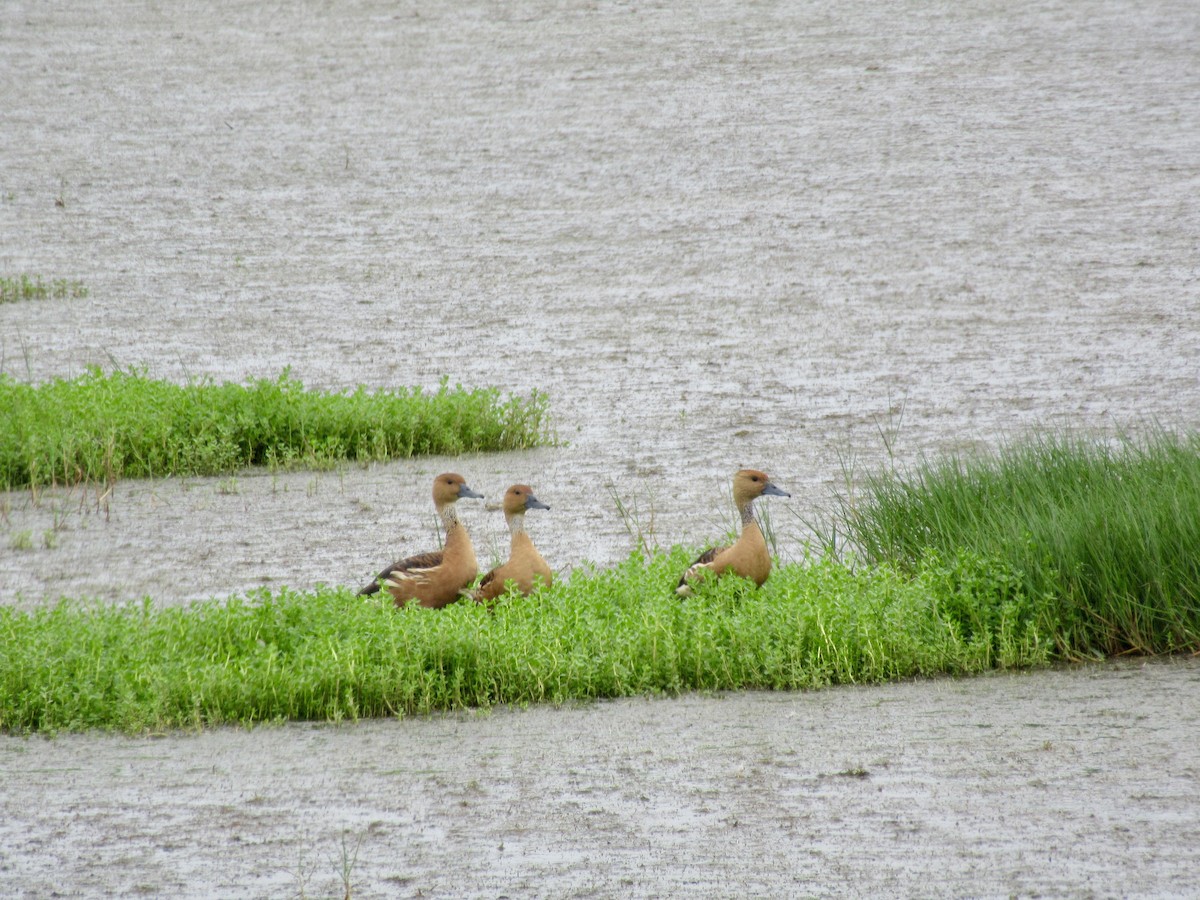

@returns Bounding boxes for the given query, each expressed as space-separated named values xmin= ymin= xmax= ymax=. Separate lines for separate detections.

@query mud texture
xmin=3 ymin=661 xmax=1199 ymax=898
xmin=3 ymin=0 xmax=1199 ymax=605
xmin=2 ymin=0 xmax=1200 ymax=896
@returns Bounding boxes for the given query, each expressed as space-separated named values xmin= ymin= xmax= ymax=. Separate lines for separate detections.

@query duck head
xmin=503 ymin=484 xmax=549 ymax=516
xmin=433 ymin=472 xmax=484 ymax=508
xmin=732 ymin=469 xmax=790 ymax=508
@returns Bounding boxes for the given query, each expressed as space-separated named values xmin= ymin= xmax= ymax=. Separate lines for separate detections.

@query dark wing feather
xmin=358 ymin=550 xmax=445 ymax=596
xmin=388 ymin=550 xmax=445 ymax=573
xmin=677 ymin=545 xmax=723 ymax=589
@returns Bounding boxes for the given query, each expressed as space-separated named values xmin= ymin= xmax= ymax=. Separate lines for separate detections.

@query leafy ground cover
xmin=0 ymin=368 xmax=550 ymax=489
xmin=0 ymin=548 xmax=1048 ymax=733
xmin=3 ymin=429 xmax=1196 ymax=734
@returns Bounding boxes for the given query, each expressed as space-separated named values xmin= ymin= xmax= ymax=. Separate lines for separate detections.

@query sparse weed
xmin=335 ymin=831 xmax=362 ymax=900
xmin=606 ymin=482 xmax=660 ymax=556
xmin=0 ymin=275 xmax=88 ymax=304
xmin=8 ymin=529 xmax=33 ymax=551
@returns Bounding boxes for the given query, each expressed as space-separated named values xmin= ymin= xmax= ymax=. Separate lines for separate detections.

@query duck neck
xmin=440 ymin=503 xmax=465 ymax=545
xmin=738 ymin=498 xmax=757 ymax=528
xmin=507 ymin=512 xmax=528 ymax=548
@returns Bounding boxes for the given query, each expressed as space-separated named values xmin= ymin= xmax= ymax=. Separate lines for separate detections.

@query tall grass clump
xmin=0 ymin=368 xmax=550 ymax=489
xmin=0 ymin=274 xmax=88 ymax=303
xmin=829 ymin=429 xmax=1200 ymax=658
xmin=0 ymin=548 xmax=1051 ymax=734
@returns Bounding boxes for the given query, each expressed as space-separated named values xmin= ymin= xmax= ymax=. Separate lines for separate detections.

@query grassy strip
xmin=0 ymin=274 xmax=88 ymax=303
xmin=0 ymin=549 xmax=1051 ymax=734
xmin=829 ymin=429 xmax=1200 ymax=659
xmin=0 ymin=368 xmax=550 ymax=489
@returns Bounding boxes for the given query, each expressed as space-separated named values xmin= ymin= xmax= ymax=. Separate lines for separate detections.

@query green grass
xmin=827 ymin=429 xmax=1200 ymax=659
xmin=3 ymin=428 xmax=1196 ymax=734
xmin=0 ymin=548 xmax=1051 ymax=734
xmin=0 ymin=368 xmax=551 ymax=489
xmin=0 ymin=274 xmax=88 ymax=303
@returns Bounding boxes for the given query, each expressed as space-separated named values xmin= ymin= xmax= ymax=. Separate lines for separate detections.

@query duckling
xmin=676 ymin=469 xmax=790 ymax=597
xmin=470 ymin=484 xmax=553 ymax=604
xmin=359 ymin=472 xmax=483 ymax=608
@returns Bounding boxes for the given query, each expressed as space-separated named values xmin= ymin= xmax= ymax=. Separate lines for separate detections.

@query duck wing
xmin=477 ymin=568 xmax=499 ymax=591
xmin=462 ymin=566 xmax=501 ymax=604
xmin=358 ymin=550 xmax=445 ymax=596
xmin=676 ymin=545 xmax=725 ymax=594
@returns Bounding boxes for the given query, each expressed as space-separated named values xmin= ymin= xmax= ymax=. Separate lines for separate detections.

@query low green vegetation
xmin=8 ymin=530 xmax=34 ymax=552
xmin=0 ymin=549 xmax=1050 ymax=733
xmin=0 ymin=274 xmax=88 ymax=303
xmin=2 ymin=428 xmax=1196 ymax=734
xmin=0 ymin=368 xmax=550 ymax=489
xmin=828 ymin=428 xmax=1200 ymax=659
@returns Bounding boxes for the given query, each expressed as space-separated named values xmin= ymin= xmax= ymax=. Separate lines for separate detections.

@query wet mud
xmin=3 ymin=661 xmax=1199 ymax=898
xmin=3 ymin=0 xmax=1199 ymax=607
xmin=2 ymin=0 xmax=1199 ymax=895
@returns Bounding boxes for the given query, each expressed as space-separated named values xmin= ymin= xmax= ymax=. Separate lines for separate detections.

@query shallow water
xmin=3 ymin=0 xmax=1199 ymax=606
xmin=2 ymin=0 xmax=1200 ymax=895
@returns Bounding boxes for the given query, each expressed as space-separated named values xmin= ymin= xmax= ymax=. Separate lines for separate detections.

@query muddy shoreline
xmin=3 ymin=660 xmax=1199 ymax=898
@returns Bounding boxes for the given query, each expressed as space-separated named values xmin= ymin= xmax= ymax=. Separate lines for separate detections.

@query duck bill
xmin=762 ymin=482 xmax=790 ymax=498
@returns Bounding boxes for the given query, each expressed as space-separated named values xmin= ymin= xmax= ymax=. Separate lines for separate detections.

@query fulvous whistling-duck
xmin=676 ymin=469 xmax=790 ymax=597
xmin=469 ymin=484 xmax=553 ymax=604
xmin=359 ymin=472 xmax=483 ymax=608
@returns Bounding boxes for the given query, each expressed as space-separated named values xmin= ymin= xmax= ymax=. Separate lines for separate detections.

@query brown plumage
xmin=469 ymin=484 xmax=553 ymax=604
xmin=359 ymin=473 xmax=483 ymax=608
xmin=676 ymin=469 xmax=790 ymax=597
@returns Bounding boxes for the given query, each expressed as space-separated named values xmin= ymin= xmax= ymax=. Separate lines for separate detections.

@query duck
xmin=358 ymin=472 xmax=483 ymax=608
xmin=676 ymin=469 xmax=790 ymax=597
xmin=469 ymin=484 xmax=553 ymax=604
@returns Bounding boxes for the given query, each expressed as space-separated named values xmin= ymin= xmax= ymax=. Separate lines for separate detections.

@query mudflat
xmin=2 ymin=0 xmax=1199 ymax=895
xmin=3 ymin=661 xmax=1198 ymax=898
xmin=3 ymin=0 xmax=1199 ymax=606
